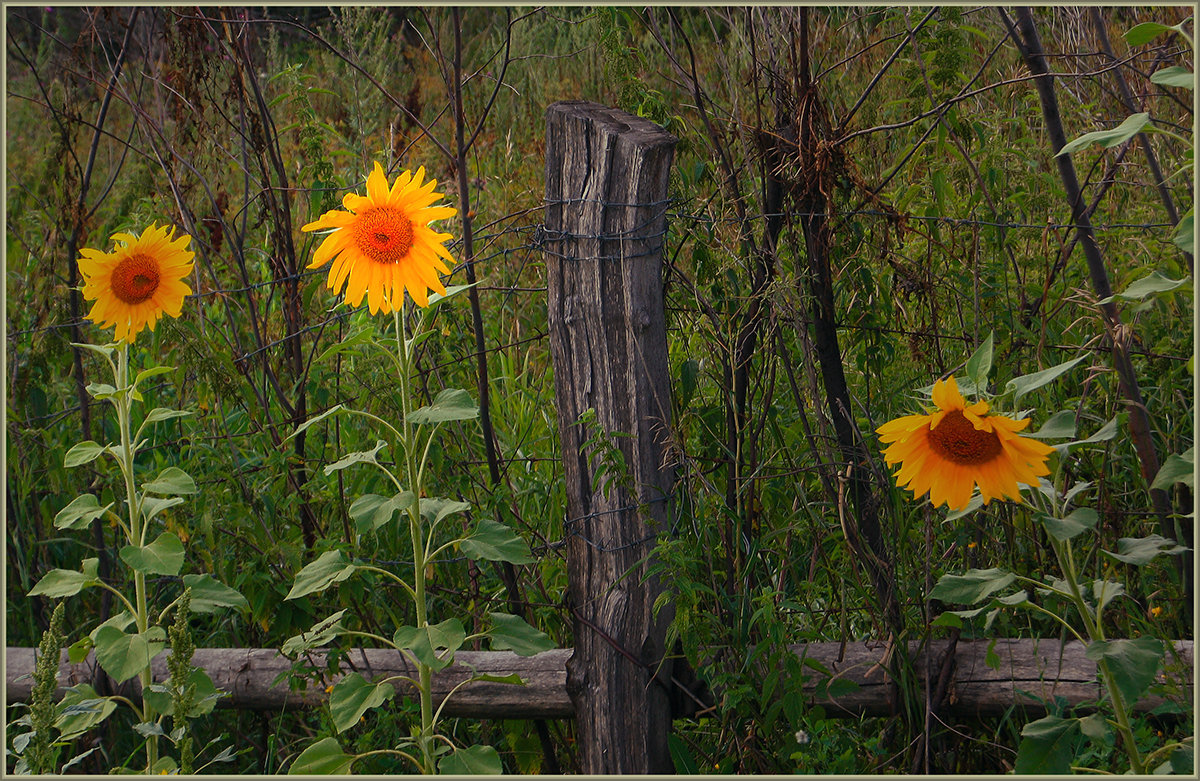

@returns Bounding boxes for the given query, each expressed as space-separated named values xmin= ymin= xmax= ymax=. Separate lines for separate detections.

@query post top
xmin=546 ymin=100 xmax=677 ymax=148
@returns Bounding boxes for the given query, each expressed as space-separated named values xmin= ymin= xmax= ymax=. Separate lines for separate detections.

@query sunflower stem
xmin=394 ymin=303 xmax=436 ymax=774
xmin=1046 ymin=534 xmax=1144 ymax=774
xmin=114 ymin=343 xmax=158 ymax=773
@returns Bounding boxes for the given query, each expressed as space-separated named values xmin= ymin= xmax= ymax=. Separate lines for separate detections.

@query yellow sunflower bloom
xmin=78 ymin=223 xmax=195 ymax=343
xmin=876 ymin=376 xmax=1055 ymax=511
xmin=302 ymin=161 xmax=457 ymax=313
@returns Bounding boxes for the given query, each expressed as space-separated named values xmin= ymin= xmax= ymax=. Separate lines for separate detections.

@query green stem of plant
xmin=394 ymin=304 xmax=435 ymax=774
xmin=1046 ymin=535 xmax=1145 ymax=774
xmin=115 ymin=344 xmax=158 ymax=773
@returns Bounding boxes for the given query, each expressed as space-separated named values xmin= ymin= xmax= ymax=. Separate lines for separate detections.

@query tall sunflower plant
xmin=877 ymin=332 xmax=1190 ymax=775
xmin=21 ymin=224 xmax=247 ymax=774
xmin=283 ymin=162 xmax=552 ymax=776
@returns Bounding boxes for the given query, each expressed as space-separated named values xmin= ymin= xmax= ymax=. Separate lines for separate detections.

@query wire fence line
xmin=6 ymin=196 xmax=1188 ymax=431
xmin=5 ymin=204 xmax=1181 ymax=343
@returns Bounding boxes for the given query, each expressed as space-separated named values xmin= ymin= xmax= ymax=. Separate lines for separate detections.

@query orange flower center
xmin=354 ymin=206 xmax=414 ymax=264
xmin=110 ymin=254 xmax=161 ymax=304
xmin=928 ymin=410 xmax=1002 ymax=465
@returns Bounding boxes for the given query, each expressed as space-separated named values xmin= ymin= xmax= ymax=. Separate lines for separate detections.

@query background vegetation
xmin=6 ymin=6 xmax=1193 ymax=774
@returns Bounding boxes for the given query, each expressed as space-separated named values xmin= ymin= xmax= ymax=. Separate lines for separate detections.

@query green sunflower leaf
xmin=928 ymin=568 xmax=1016 ymax=605
xmin=486 ymin=613 xmax=555 ymax=656
xmin=143 ymin=466 xmax=197 ymax=495
xmin=289 ymin=737 xmax=356 ymax=775
xmin=438 ymin=745 xmax=503 ymax=775
xmin=64 ymin=441 xmax=107 ymax=468
xmin=461 ymin=518 xmax=537 ymax=564
xmin=286 ymin=551 xmax=358 ymax=600
xmin=1004 ymin=355 xmax=1088 ymax=405
xmin=1101 ymin=535 xmax=1188 ymax=566
xmin=1085 ymin=636 xmax=1164 ymax=704
xmin=120 ymin=532 xmax=185 ymax=576
xmin=329 ymin=673 xmax=394 ymax=733
xmin=408 ymin=388 xmax=479 ymax=425
xmin=180 ymin=573 xmax=249 ymax=613
xmin=93 ymin=625 xmax=166 ymax=684
xmin=54 ymin=494 xmax=115 ymax=530
xmin=323 ymin=440 xmax=387 ymax=475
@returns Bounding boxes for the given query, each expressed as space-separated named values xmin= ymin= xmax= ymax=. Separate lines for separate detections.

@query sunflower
xmin=78 ymin=223 xmax=195 ymax=343
xmin=876 ymin=376 xmax=1055 ymax=511
xmin=302 ymin=161 xmax=457 ymax=313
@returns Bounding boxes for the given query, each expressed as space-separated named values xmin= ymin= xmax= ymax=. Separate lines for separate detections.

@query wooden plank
xmin=5 ymin=647 xmax=573 ymax=718
xmin=543 ymin=100 xmax=679 ymax=773
xmin=8 ymin=640 xmax=1190 ymax=719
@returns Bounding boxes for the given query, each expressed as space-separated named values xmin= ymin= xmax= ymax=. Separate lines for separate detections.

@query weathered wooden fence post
xmin=543 ymin=101 xmax=678 ymax=774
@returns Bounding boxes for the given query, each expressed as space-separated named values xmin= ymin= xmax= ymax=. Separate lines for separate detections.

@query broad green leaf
xmin=1168 ymin=746 xmax=1194 ymax=775
xmin=289 ymin=737 xmax=356 ymax=775
xmin=29 ymin=558 xmax=101 ymax=598
xmin=461 ymin=518 xmax=537 ymax=564
xmin=1172 ymin=212 xmax=1194 ymax=256
xmin=55 ymin=685 xmax=118 ymax=741
xmin=1078 ymin=713 xmax=1111 ymax=743
xmin=143 ymin=466 xmax=197 ymax=496
xmin=133 ymin=365 xmax=175 ymax=387
xmin=1098 ymin=270 xmax=1191 ymax=305
xmin=1085 ymin=636 xmax=1164 ymax=704
xmin=71 ymin=341 xmax=115 ymax=361
xmin=86 ymin=382 xmax=121 ymax=400
xmin=349 ymin=491 xmax=415 ymax=534
xmin=1004 ymin=356 xmax=1087 ymax=404
xmin=1014 ymin=715 xmax=1079 ymax=774
xmin=438 ymin=745 xmax=502 ymax=775
xmin=965 ymin=331 xmax=994 ymax=389
xmin=1151 ymin=447 xmax=1194 ymax=490
xmin=120 ymin=532 xmax=185 ymax=576
xmin=1064 ymin=481 xmax=1093 ymax=504
xmin=1124 ymin=21 xmax=1174 ymax=46
xmin=292 ymin=404 xmax=346 ymax=439
xmin=1151 ymin=65 xmax=1194 ymax=89
xmin=1057 ymin=113 xmax=1150 ymax=157
xmin=141 ymin=407 xmax=195 ymax=426
xmin=419 ymin=497 xmax=472 ymax=525
xmin=928 ymin=568 xmax=1015 ymax=605
xmin=181 ymin=573 xmax=249 ymax=613
xmin=407 ymin=388 xmax=479 ymax=425
xmin=1038 ymin=507 xmax=1099 ymax=542
xmin=93 ymin=625 xmax=166 ymax=683
xmin=424 ymin=282 xmax=479 ymax=310
xmin=1091 ymin=579 xmax=1125 ymax=612
xmin=140 ymin=495 xmax=185 ymax=522
xmin=393 ymin=618 xmax=466 ymax=670
xmin=68 ymin=636 xmax=94 ymax=663
xmin=470 ymin=673 xmax=525 ymax=686
xmin=323 ymin=440 xmax=387 ymax=475
xmin=64 ymin=441 xmax=106 ymax=468
xmin=54 ymin=494 xmax=114 ymax=530
xmin=1026 ymin=410 xmax=1075 ymax=440
xmin=281 ymin=609 xmax=349 ymax=656
xmin=944 ymin=589 xmax=1029 ymax=622
xmin=943 ymin=494 xmax=983 ymax=522
xmin=487 ymin=613 xmax=555 ymax=656
xmin=1062 ymin=414 xmax=1123 ymax=452
xmin=1101 ymin=534 xmax=1188 ymax=566
xmin=286 ymin=551 xmax=358 ymax=600
xmin=329 ymin=672 xmax=394 ymax=733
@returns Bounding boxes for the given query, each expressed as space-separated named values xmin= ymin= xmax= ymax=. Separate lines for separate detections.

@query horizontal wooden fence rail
xmin=8 ymin=639 xmax=1191 ymax=720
